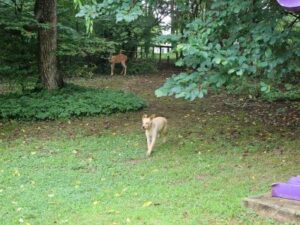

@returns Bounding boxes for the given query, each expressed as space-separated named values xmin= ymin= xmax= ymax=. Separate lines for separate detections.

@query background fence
xmin=134 ymin=45 xmax=178 ymax=64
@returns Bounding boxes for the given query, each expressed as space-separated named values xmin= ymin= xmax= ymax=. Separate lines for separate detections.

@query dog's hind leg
xmin=162 ymin=124 xmax=168 ymax=143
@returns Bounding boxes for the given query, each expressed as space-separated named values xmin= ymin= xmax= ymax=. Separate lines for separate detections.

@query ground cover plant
xmin=0 ymin=84 xmax=146 ymax=120
xmin=0 ymin=75 xmax=299 ymax=225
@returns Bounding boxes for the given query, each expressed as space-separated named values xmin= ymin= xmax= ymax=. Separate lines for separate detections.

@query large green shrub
xmin=155 ymin=1 xmax=300 ymax=100
xmin=0 ymin=85 xmax=146 ymax=120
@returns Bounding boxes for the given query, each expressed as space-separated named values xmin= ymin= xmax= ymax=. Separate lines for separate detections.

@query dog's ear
xmin=150 ymin=114 xmax=156 ymax=120
xmin=142 ymin=114 xmax=148 ymax=118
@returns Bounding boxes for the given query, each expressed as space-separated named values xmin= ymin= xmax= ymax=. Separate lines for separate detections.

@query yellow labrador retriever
xmin=142 ymin=114 xmax=168 ymax=156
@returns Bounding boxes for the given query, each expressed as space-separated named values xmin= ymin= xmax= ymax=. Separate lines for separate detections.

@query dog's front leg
xmin=146 ymin=132 xmax=152 ymax=156
xmin=147 ymin=133 xmax=156 ymax=157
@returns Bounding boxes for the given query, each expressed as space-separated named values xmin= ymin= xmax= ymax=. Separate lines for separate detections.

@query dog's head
xmin=142 ymin=114 xmax=155 ymax=130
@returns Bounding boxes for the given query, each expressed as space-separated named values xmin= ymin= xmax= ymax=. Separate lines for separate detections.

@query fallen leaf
xmin=13 ymin=169 xmax=20 ymax=177
xmin=142 ymin=201 xmax=153 ymax=207
xmin=93 ymin=201 xmax=100 ymax=205
xmin=48 ymin=193 xmax=55 ymax=198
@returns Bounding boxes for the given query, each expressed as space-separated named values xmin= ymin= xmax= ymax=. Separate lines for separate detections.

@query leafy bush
xmin=155 ymin=1 xmax=300 ymax=100
xmin=262 ymin=84 xmax=300 ymax=102
xmin=0 ymin=85 xmax=146 ymax=120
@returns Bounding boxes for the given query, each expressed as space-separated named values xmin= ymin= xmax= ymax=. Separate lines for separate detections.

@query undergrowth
xmin=0 ymin=84 xmax=146 ymax=120
xmin=94 ymin=59 xmax=158 ymax=76
xmin=262 ymin=86 xmax=300 ymax=102
xmin=226 ymin=77 xmax=300 ymax=102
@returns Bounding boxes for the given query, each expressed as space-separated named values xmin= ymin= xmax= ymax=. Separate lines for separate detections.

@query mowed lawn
xmin=0 ymin=74 xmax=300 ymax=225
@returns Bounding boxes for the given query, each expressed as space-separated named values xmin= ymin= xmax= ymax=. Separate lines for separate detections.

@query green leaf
xmin=213 ymin=57 xmax=222 ymax=64
xmin=236 ymin=70 xmax=243 ymax=76
xmin=155 ymin=89 xmax=166 ymax=98
xmin=228 ymin=69 xmax=236 ymax=74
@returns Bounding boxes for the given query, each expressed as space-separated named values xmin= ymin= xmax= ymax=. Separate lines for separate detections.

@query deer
xmin=108 ymin=51 xmax=128 ymax=76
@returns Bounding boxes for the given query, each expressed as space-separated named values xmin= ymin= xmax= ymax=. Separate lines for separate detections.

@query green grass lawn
xmin=0 ymin=75 xmax=299 ymax=225
xmin=1 ymin=123 xmax=299 ymax=225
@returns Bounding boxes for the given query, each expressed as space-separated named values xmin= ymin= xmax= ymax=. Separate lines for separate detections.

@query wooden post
xmin=159 ymin=46 xmax=162 ymax=63
xmin=145 ymin=46 xmax=148 ymax=59
xmin=152 ymin=46 xmax=155 ymax=59
xmin=167 ymin=47 xmax=170 ymax=64
xmin=135 ymin=47 xmax=138 ymax=59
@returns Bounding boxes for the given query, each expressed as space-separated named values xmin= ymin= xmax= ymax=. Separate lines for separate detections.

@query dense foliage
xmin=0 ymin=85 xmax=146 ymax=120
xmin=0 ymin=0 xmax=163 ymax=83
xmin=0 ymin=1 xmax=37 ymax=82
xmin=76 ymin=0 xmax=300 ymax=101
xmin=154 ymin=0 xmax=300 ymax=100
xmin=0 ymin=1 xmax=115 ymax=82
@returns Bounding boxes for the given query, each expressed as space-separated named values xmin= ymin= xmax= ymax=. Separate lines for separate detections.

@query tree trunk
xmin=35 ymin=0 xmax=63 ymax=90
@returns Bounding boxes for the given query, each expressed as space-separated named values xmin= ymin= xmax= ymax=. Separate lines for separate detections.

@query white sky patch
xmin=161 ymin=15 xmax=171 ymax=35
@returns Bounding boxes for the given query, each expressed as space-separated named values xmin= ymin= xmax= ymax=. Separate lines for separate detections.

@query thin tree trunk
xmin=35 ymin=0 xmax=63 ymax=90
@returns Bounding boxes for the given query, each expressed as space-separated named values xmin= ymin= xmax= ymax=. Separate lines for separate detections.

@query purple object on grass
xmin=272 ymin=177 xmax=300 ymax=201
xmin=288 ymin=176 xmax=300 ymax=185
xmin=277 ymin=0 xmax=300 ymax=12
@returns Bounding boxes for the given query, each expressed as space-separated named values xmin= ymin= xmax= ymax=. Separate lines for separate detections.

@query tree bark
xmin=35 ymin=0 xmax=63 ymax=90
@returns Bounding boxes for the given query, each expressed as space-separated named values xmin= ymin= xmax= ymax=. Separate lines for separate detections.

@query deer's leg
xmin=120 ymin=64 xmax=124 ymax=75
xmin=121 ymin=61 xmax=127 ymax=76
xmin=110 ymin=63 xmax=115 ymax=76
